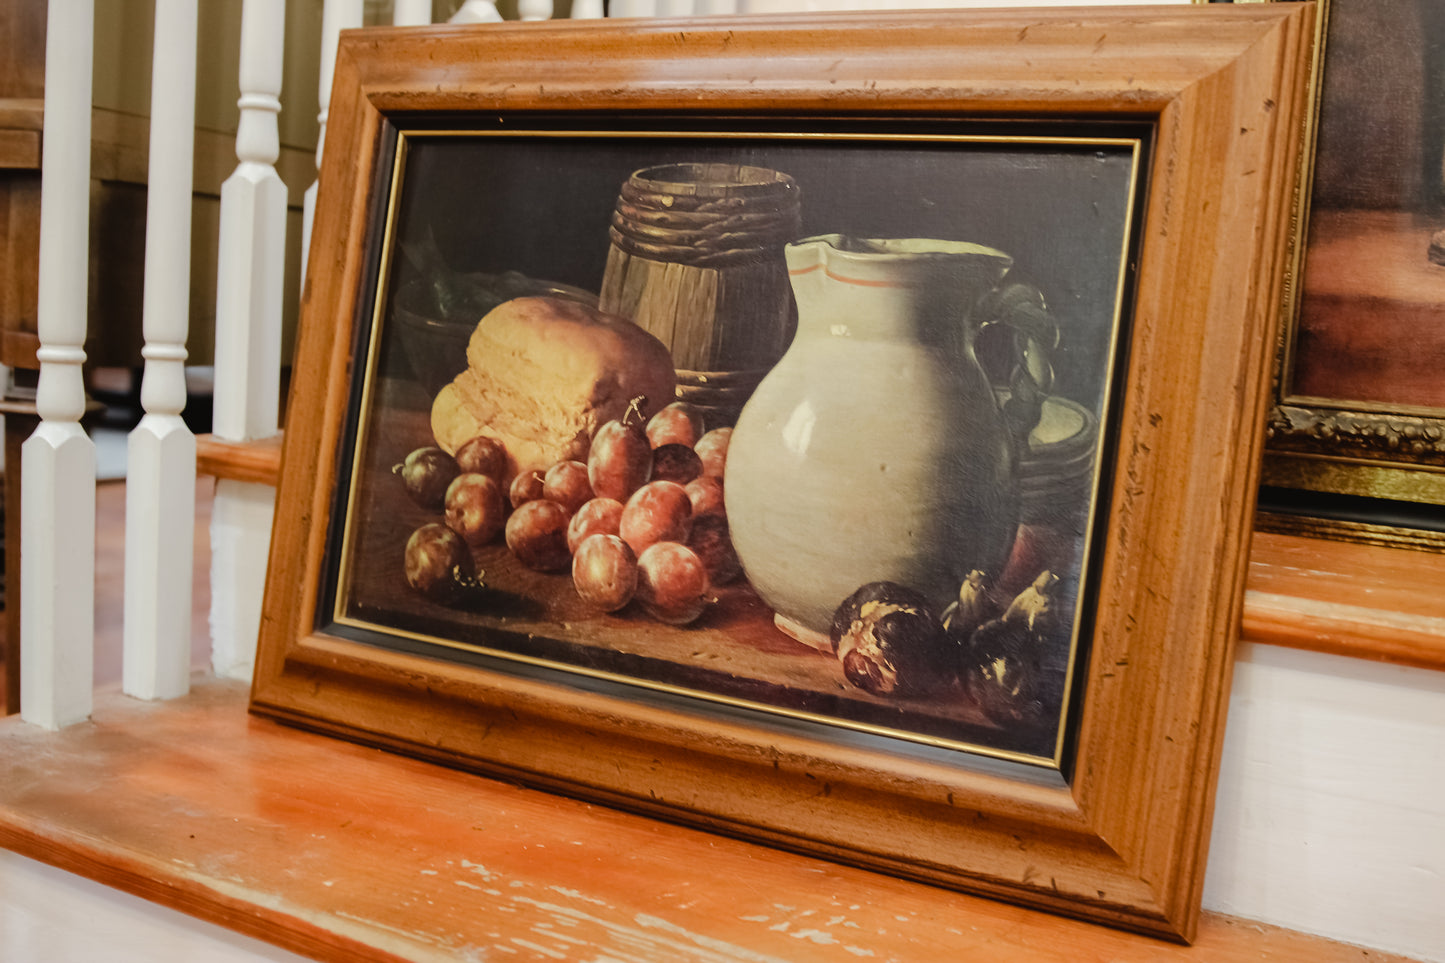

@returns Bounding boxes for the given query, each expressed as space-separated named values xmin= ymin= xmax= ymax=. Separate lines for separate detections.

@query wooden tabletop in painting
xmin=0 ymin=678 xmax=1424 ymax=963
xmin=338 ymin=376 xmax=1058 ymax=758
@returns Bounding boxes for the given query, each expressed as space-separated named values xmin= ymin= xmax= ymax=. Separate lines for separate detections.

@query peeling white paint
xmin=790 ymin=928 xmax=838 ymax=945
xmin=459 ymin=860 xmax=496 ymax=881
xmin=549 ymin=885 xmax=609 ymax=907
xmin=512 ymin=936 xmax=567 ymax=959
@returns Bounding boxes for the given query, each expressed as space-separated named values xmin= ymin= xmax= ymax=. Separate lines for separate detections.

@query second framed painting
xmin=253 ymin=5 xmax=1316 ymax=942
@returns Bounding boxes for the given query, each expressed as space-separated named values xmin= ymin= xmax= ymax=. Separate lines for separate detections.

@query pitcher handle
xmin=977 ymin=275 xmax=1058 ymax=445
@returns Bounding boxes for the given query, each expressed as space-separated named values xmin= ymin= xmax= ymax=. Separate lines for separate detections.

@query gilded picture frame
xmin=251 ymin=6 xmax=1315 ymax=941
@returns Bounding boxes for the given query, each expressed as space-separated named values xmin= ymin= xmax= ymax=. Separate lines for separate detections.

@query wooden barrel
xmin=599 ymin=163 xmax=801 ymax=425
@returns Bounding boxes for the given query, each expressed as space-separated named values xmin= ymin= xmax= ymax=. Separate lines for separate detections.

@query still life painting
xmin=321 ymin=127 xmax=1145 ymax=768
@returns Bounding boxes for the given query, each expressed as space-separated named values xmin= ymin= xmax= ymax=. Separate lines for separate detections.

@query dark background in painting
xmin=388 ymin=133 xmax=1136 ymax=414
xmin=1285 ymin=0 xmax=1445 ymax=411
xmin=1309 ymin=0 xmax=1443 ymax=211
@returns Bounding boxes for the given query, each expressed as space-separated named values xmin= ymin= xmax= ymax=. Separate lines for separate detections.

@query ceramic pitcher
xmin=725 ymin=234 xmax=1053 ymax=641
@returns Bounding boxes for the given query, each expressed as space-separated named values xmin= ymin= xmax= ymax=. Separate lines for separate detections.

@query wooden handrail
xmin=196 ymin=432 xmax=285 ymax=487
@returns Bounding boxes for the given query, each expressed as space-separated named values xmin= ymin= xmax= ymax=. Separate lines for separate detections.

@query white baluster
xmin=210 ymin=0 xmax=288 ymax=680
xmin=124 ymin=0 xmax=198 ymax=702
xmin=697 ymin=0 xmax=737 ymax=12
xmin=570 ymin=0 xmax=604 ymax=17
xmin=22 ymin=0 xmax=96 ymax=729
xmin=300 ymin=0 xmax=362 ymax=290
xmin=517 ymin=0 xmax=553 ymax=19
xmin=656 ymin=0 xmax=693 ymax=13
xmin=450 ymin=1 xmax=502 ymax=22
xmin=392 ymin=0 xmax=432 ymax=24
xmin=609 ymin=0 xmax=656 ymax=16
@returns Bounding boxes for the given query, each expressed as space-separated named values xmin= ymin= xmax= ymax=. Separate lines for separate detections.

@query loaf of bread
xmin=431 ymin=296 xmax=676 ymax=481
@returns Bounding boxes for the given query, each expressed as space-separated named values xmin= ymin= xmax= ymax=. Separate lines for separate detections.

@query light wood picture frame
xmin=251 ymin=6 xmax=1315 ymax=942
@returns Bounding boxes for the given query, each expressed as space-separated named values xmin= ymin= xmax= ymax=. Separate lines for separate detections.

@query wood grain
xmin=197 ymin=432 xmax=285 ymax=485
xmin=1245 ymin=529 xmax=1445 ymax=671
xmin=0 ymin=678 xmax=1426 ymax=963
xmin=254 ymin=7 xmax=1318 ymax=943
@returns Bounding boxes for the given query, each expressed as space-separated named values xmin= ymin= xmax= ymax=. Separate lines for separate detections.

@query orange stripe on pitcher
xmin=788 ymin=263 xmax=904 ymax=287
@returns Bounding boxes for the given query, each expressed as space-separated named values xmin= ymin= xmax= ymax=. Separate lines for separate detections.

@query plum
xmin=619 ymin=480 xmax=692 ymax=556
xmin=650 ymin=443 xmax=703 ymax=485
xmin=505 ymin=499 xmax=571 ymax=572
xmin=443 ymin=473 xmax=507 ymax=548
xmin=684 ymin=475 xmax=725 ymax=518
xmin=693 ymin=427 xmax=731 ymax=479
xmin=685 ymin=513 xmax=740 ymax=585
xmin=646 ymin=401 xmax=703 ymax=449
xmin=542 ymin=459 xmax=593 ymax=516
xmin=509 ymin=469 xmax=546 ymax=510
xmin=566 ymin=497 xmax=625 ymax=555
xmin=572 ymin=533 xmax=638 ymax=612
xmin=589 ymin=396 xmax=653 ymax=502
xmin=636 ymin=541 xmax=710 ymax=626
xmin=394 ymin=446 xmax=460 ymax=510
xmin=404 ymin=522 xmax=473 ymax=601
xmin=453 ymin=435 xmax=508 ymax=482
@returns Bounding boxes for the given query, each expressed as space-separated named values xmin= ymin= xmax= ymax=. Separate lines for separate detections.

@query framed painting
xmin=252 ymin=6 xmax=1315 ymax=941
xmin=1261 ymin=0 xmax=1445 ymax=546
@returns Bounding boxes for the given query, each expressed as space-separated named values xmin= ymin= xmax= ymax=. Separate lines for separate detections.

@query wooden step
xmin=0 ymin=678 xmax=1425 ymax=963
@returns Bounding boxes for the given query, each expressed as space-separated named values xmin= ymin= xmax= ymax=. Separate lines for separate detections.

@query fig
xmin=505 ymin=499 xmax=571 ymax=572
xmin=443 ymin=473 xmax=507 ymax=548
xmin=619 ymin=480 xmax=693 ymax=556
xmin=404 ymin=522 xmax=474 ymax=602
xmin=830 ymin=581 xmax=957 ymax=697
xmin=636 ymin=541 xmax=710 ymax=626
xmin=572 ymin=533 xmax=638 ymax=612
xmin=941 ymin=569 xmax=997 ymax=644
xmin=646 ymin=401 xmax=703 ymax=449
xmin=453 ymin=435 xmax=508 ymax=481
xmin=961 ymin=571 xmax=1058 ymax=724
xmin=394 ymin=446 xmax=460 ymax=510
xmin=589 ymin=395 xmax=653 ymax=502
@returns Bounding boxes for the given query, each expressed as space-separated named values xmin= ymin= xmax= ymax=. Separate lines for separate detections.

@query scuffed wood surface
xmin=1244 ymin=530 xmax=1445 ymax=671
xmin=0 ymin=678 xmax=1423 ymax=962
